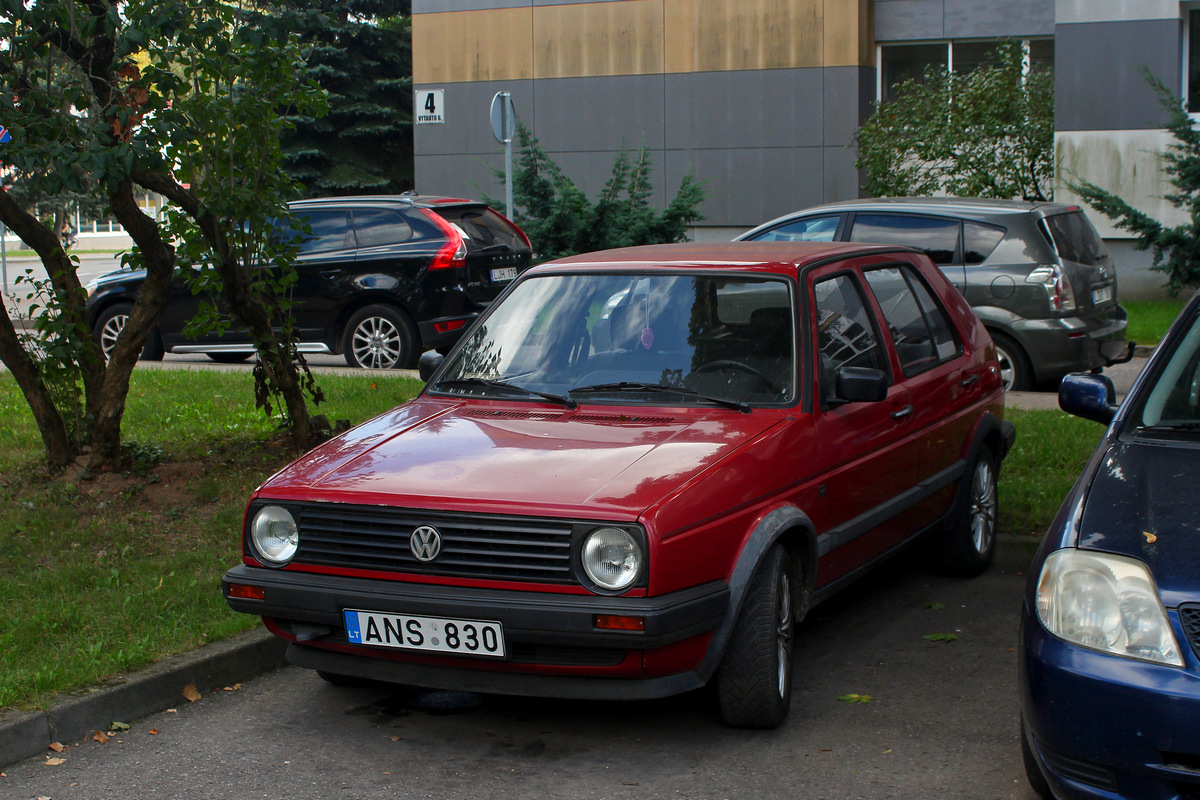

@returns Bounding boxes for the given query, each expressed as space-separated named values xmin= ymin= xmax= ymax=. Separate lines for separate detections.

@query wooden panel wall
xmin=415 ymin=0 xmax=873 ymax=84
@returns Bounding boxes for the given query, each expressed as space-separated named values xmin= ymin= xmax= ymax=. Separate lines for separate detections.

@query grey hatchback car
xmin=737 ymin=198 xmax=1132 ymax=390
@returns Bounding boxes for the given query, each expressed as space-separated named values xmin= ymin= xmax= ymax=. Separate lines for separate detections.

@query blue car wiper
xmin=435 ymin=377 xmax=578 ymax=410
xmin=570 ymin=381 xmax=750 ymax=414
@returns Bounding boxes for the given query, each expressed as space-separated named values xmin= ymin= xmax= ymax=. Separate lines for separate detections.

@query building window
xmin=879 ymin=39 xmax=1054 ymax=102
xmin=1187 ymin=6 xmax=1200 ymax=113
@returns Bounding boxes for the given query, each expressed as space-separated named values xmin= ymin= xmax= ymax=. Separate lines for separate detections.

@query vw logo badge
xmin=410 ymin=526 xmax=442 ymax=562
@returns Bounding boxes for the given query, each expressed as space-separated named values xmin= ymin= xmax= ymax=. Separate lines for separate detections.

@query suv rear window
xmin=1041 ymin=211 xmax=1109 ymax=266
xmin=434 ymin=207 xmax=528 ymax=251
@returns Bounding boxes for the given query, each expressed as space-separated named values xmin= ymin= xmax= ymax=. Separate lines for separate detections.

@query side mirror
xmin=418 ymin=351 xmax=445 ymax=382
xmin=835 ymin=366 xmax=889 ymax=403
xmin=1059 ymin=372 xmax=1117 ymax=425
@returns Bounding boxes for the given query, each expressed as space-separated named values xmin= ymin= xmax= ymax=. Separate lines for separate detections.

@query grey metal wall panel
xmin=1056 ymin=0 xmax=1177 ymax=25
xmin=874 ymin=0 xmax=946 ymax=41
xmin=823 ymin=66 xmax=875 ymax=152
xmin=1055 ymin=19 xmax=1179 ymax=131
xmin=415 ymin=153 xmax=508 ymax=201
xmin=664 ymin=70 xmax=825 ymax=151
xmin=532 ymin=75 xmax=668 ymax=153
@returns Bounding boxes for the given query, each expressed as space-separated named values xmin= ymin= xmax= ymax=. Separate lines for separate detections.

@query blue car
xmin=1019 ymin=290 xmax=1200 ymax=799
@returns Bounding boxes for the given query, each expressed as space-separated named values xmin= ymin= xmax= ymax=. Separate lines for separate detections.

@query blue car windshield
xmin=434 ymin=272 xmax=795 ymax=406
xmin=1133 ymin=310 xmax=1200 ymax=430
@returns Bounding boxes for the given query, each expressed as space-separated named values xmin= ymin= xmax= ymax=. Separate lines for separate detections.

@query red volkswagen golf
xmin=223 ymin=242 xmax=1013 ymax=728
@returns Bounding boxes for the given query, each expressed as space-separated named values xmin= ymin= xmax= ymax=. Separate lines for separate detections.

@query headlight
xmin=581 ymin=527 xmax=642 ymax=592
xmin=1036 ymin=549 xmax=1182 ymax=666
xmin=250 ymin=505 xmax=299 ymax=566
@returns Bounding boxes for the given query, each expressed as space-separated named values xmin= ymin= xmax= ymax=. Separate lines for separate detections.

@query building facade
xmin=413 ymin=0 xmax=1190 ymax=296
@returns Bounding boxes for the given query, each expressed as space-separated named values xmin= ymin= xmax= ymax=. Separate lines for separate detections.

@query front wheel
xmin=715 ymin=544 xmax=795 ymax=729
xmin=342 ymin=304 xmax=417 ymax=370
xmin=931 ymin=445 xmax=998 ymax=577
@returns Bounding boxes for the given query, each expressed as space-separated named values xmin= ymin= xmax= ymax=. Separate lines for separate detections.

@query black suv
xmin=737 ymin=198 xmax=1132 ymax=390
xmin=86 ymin=194 xmax=533 ymax=369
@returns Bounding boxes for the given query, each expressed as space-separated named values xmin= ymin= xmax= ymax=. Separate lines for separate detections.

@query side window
xmin=963 ymin=221 xmax=1005 ymax=265
xmin=352 ymin=208 xmax=415 ymax=247
xmin=750 ymin=215 xmax=839 ymax=242
xmin=295 ymin=209 xmax=354 ymax=255
xmin=863 ymin=266 xmax=962 ymax=375
xmin=813 ymin=274 xmax=887 ymax=396
xmin=849 ymin=214 xmax=959 ymax=265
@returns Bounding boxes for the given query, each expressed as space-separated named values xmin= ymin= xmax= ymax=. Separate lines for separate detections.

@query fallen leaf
xmin=48 ymin=742 xmax=64 ymax=753
xmin=389 ymin=737 xmax=404 ymax=742
xmin=223 ymin=684 xmax=243 ymax=692
xmin=109 ymin=722 xmax=130 ymax=732
xmin=148 ymin=729 xmax=159 ymax=735
xmin=924 ymin=602 xmax=945 ymax=611
xmin=923 ymin=632 xmax=958 ymax=643
xmin=183 ymin=682 xmax=202 ymax=702
xmin=1144 ymin=531 xmax=1158 ymax=544
xmin=45 ymin=757 xmax=66 ymax=766
xmin=838 ymin=693 xmax=874 ymax=704
xmin=818 ymin=748 xmax=832 ymax=753
xmin=370 ymin=382 xmax=378 ymax=390
xmin=883 ymin=748 xmax=893 ymax=753
xmin=92 ymin=731 xmax=110 ymax=744
xmin=166 ymin=709 xmax=177 ymax=714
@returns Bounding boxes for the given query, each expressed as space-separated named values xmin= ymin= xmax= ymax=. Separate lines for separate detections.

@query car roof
xmin=534 ymin=241 xmax=916 ymax=276
xmin=289 ymin=193 xmax=488 ymax=210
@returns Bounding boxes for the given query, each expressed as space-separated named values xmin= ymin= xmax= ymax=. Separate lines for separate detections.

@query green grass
xmin=1125 ymin=298 xmax=1189 ymax=346
xmin=0 ymin=372 xmax=1101 ymax=710
xmin=0 ymin=369 xmax=423 ymax=711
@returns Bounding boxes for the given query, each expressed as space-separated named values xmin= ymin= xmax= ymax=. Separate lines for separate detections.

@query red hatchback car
xmin=223 ymin=242 xmax=1014 ymax=728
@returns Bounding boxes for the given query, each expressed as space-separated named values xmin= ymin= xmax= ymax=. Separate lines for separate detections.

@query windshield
xmin=433 ymin=272 xmax=795 ymax=406
xmin=1131 ymin=309 xmax=1200 ymax=430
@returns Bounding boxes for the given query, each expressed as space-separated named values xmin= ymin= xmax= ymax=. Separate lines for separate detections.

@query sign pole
xmin=1 ymin=222 xmax=6 ymax=293
xmin=489 ymin=92 xmax=516 ymax=219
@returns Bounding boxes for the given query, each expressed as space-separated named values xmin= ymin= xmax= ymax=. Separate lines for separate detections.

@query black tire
xmin=991 ymin=332 xmax=1032 ymax=392
xmin=93 ymin=302 xmax=164 ymax=362
xmin=342 ymin=304 xmax=417 ymax=370
xmin=932 ymin=445 xmax=998 ymax=577
xmin=715 ymin=544 xmax=795 ymax=729
xmin=1020 ymin=715 xmax=1055 ymax=799
xmin=206 ymin=352 xmax=253 ymax=364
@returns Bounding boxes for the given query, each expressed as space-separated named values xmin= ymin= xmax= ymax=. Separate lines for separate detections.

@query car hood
xmin=257 ymin=397 xmax=785 ymax=520
xmin=1077 ymin=438 xmax=1200 ymax=606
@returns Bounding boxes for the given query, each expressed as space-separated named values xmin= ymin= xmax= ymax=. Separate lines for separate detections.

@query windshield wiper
xmin=1136 ymin=422 xmax=1200 ymax=435
xmin=570 ymin=381 xmax=751 ymax=414
xmin=435 ymin=378 xmax=578 ymax=410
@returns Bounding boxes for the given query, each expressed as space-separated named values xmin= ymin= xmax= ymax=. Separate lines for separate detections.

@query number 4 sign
xmin=415 ymin=90 xmax=445 ymax=125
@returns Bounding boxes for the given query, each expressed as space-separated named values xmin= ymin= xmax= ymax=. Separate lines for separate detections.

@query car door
xmin=807 ymin=261 xmax=921 ymax=588
xmin=861 ymin=259 xmax=983 ymax=532
xmin=846 ymin=212 xmax=968 ymax=295
xmin=283 ymin=206 xmax=358 ymax=345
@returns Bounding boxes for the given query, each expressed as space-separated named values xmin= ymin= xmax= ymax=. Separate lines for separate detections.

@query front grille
xmin=1180 ymin=605 xmax=1200 ymax=660
xmin=294 ymin=504 xmax=576 ymax=584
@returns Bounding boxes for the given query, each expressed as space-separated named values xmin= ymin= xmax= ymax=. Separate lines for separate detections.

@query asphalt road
xmin=3 ymin=540 xmax=1041 ymax=800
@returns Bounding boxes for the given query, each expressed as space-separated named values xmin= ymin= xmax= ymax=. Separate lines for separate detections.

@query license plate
xmin=1092 ymin=286 xmax=1113 ymax=305
xmin=490 ymin=267 xmax=518 ymax=282
xmin=343 ymin=609 xmax=506 ymax=658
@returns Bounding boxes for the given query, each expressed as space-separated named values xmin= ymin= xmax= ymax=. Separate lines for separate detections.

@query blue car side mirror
xmin=1059 ymin=372 xmax=1118 ymax=425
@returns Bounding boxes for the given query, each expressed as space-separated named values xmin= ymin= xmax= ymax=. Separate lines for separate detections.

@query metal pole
xmin=1 ymin=222 xmax=7 ymax=293
xmin=505 ymin=137 xmax=513 ymax=220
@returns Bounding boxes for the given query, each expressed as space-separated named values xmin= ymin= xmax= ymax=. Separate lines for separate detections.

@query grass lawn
xmin=1125 ymin=297 xmax=1189 ymax=346
xmin=0 ymin=370 xmax=1104 ymax=711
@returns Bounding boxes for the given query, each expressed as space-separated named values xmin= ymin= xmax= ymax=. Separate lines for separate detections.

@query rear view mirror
xmin=1059 ymin=372 xmax=1117 ymax=424
xmin=418 ymin=351 xmax=445 ymax=382
xmin=835 ymin=366 xmax=889 ymax=403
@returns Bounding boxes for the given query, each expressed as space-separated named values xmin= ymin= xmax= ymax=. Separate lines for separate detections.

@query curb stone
xmin=0 ymin=627 xmax=287 ymax=770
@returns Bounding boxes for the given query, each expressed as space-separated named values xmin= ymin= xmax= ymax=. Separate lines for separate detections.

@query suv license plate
xmin=343 ymin=610 xmax=506 ymax=658
xmin=491 ymin=267 xmax=518 ymax=282
xmin=1092 ymin=286 xmax=1113 ymax=304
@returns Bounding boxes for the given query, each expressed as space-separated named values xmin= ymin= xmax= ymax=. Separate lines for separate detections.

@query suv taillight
xmin=420 ymin=208 xmax=468 ymax=271
xmin=1025 ymin=264 xmax=1076 ymax=312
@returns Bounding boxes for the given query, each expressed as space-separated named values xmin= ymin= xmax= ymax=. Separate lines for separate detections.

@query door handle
xmin=960 ymin=374 xmax=980 ymax=388
xmin=891 ymin=404 xmax=914 ymax=420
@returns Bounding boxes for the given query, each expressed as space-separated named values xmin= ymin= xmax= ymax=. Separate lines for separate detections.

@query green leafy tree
xmin=281 ymin=0 xmax=413 ymax=195
xmin=492 ymin=123 xmax=706 ymax=262
xmin=0 ymin=0 xmax=329 ymax=471
xmin=855 ymin=40 xmax=1054 ymax=201
xmin=1069 ymin=74 xmax=1200 ymax=295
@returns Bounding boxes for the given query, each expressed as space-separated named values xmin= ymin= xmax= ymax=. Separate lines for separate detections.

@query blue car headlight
xmin=1036 ymin=549 xmax=1183 ymax=666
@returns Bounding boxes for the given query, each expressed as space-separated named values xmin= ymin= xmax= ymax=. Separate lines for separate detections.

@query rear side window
xmin=434 ymin=207 xmax=528 ymax=251
xmin=352 ymin=208 xmax=415 ymax=247
xmin=849 ymin=214 xmax=959 ymax=265
xmin=863 ymin=265 xmax=961 ymax=375
xmin=1042 ymin=211 xmax=1109 ymax=266
xmin=294 ymin=209 xmax=354 ymax=254
xmin=963 ymin=221 xmax=1005 ymax=265
xmin=751 ymin=215 xmax=839 ymax=242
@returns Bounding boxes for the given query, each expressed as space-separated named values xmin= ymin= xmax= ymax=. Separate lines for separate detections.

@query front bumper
xmin=1019 ymin=604 xmax=1200 ymax=800
xmin=223 ymin=565 xmax=729 ymax=698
